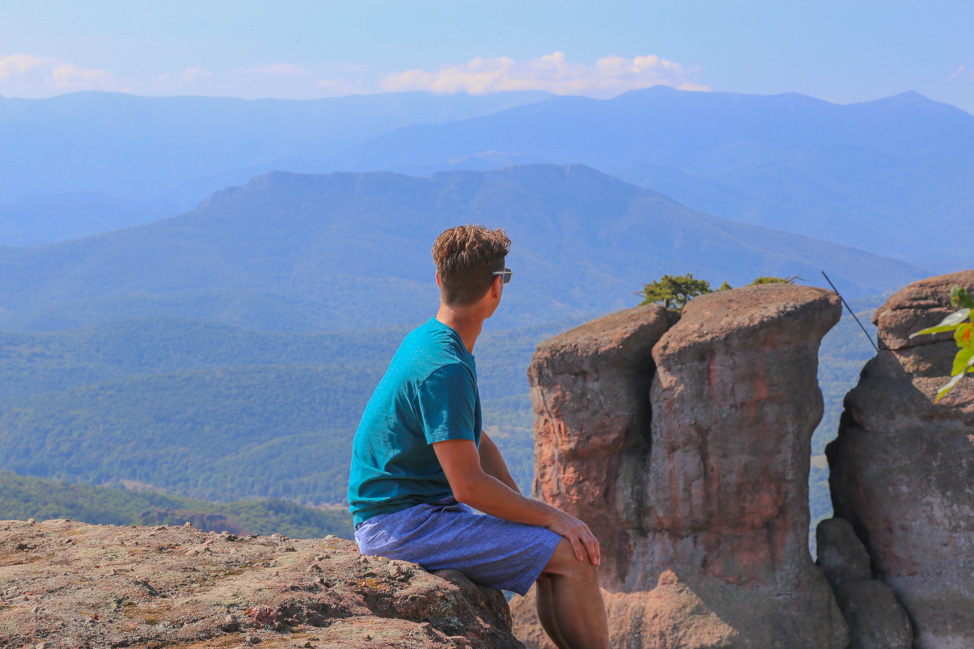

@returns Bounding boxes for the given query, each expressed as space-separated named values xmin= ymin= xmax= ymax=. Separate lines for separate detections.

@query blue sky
xmin=2 ymin=0 xmax=973 ymax=112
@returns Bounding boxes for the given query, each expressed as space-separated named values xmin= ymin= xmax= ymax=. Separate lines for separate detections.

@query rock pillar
xmin=827 ymin=270 xmax=974 ymax=649
xmin=513 ymin=285 xmax=848 ymax=649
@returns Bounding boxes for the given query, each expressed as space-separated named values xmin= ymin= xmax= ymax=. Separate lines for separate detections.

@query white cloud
xmin=948 ymin=65 xmax=966 ymax=81
xmin=0 ymin=53 xmax=56 ymax=80
xmin=379 ymin=52 xmax=708 ymax=98
xmin=314 ymin=78 xmax=366 ymax=96
xmin=51 ymin=63 xmax=115 ymax=89
xmin=147 ymin=66 xmax=215 ymax=94
xmin=0 ymin=52 xmax=116 ymax=94
xmin=243 ymin=63 xmax=311 ymax=76
xmin=179 ymin=66 xmax=213 ymax=83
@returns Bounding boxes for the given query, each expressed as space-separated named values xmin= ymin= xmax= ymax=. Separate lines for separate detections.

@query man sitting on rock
xmin=348 ymin=225 xmax=609 ymax=649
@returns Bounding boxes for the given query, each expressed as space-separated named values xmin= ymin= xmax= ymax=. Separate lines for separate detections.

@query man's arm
xmin=432 ymin=438 xmax=600 ymax=565
xmin=478 ymin=430 xmax=520 ymax=494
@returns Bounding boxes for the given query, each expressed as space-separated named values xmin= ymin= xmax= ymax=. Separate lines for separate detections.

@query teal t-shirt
xmin=348 ymin=317 xmax=482 ymax=525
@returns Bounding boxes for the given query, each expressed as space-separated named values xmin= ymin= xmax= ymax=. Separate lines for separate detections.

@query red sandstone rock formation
xmin=527 ymin=304 xmax=674 ymax=590
xmin=827 ymin=270 xmax=974 ymax=649
xmin=513 ymin=285 xmax=848 ymax=649
xmin=0 ymin=518 xmax=523 ymax=648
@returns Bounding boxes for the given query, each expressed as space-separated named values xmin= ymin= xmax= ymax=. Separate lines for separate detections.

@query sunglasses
xmin=492 ymin=268 xmax=513 ymax=285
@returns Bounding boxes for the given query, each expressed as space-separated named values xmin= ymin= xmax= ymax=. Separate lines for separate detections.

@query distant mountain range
xmin=323 ymin=87 xmax=974 ymax=270
xmin=0 ymin=90 xmax=550 ymax=239
xmin=0 ymin=192 xmax=175 ymax=247
xmin=1 ymin=88 xmax=970 ymax=272
xmin=0 ymin=164 xmax=922 ymax=332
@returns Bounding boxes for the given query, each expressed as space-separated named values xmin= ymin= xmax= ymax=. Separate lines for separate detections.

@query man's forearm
xmin=433 ymin=438 xmax=601 ymax=564
xmin=479 ymin=431 xmax=521 ymax=493
xmin=453 ymin=470 xmax=555 ymax=528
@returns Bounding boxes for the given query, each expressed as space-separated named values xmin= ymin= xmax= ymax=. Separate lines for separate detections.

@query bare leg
xmin=539 ymin=538 xmax=610 ymax=649
xmin=536 ymin=574 xmax=571 ymax=649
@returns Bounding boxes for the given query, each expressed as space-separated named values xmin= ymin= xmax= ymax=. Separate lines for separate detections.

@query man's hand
xmin=546 ymin=508 xmax=601 ymax=565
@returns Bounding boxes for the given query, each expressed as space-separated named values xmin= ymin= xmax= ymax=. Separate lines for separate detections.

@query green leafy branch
xmin=639 ymin=274 xmax=796 ymax=313
xmin=909 ymin=285 xmax=974 ymax=401
xmin=639 ymin=273 xmax=713 ymax=311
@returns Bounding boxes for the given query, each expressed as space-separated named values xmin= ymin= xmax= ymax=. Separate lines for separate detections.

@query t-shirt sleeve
xmin=417 ymin=363 xmax=478 ymax=444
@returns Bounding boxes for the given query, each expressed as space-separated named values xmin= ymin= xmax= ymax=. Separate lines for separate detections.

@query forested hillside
xmin=0 ymin=471 xmax=353 ymax=539
xmin=0 ymin=165 xmax=920 ymax=333
xmin=0 ymin=316 xmax=585 ymax=505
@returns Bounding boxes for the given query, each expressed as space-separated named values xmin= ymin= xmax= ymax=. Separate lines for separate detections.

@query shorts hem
xmin=506 ymin=531 xmax=561 ymax=596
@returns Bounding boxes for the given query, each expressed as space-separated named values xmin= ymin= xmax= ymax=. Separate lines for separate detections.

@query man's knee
xmin=542 ymin=538 xmax=600 ymax=581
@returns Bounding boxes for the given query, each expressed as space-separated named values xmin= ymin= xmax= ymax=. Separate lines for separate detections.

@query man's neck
xmin=435 ymin=306 xmax=485 ymax=355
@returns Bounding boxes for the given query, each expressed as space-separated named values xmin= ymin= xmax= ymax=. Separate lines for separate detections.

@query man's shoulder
xmin=396 ymin=321 xmax=471 ymax=376
xmin=420 ymin=360 xmax=475 ymax=389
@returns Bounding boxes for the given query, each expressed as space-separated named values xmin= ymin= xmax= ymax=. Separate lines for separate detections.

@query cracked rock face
xmin=0 ymin=519 xmax=523 ymax=649
xmin=828 ymin=270 xmax=974 ymax=649
xmin=513 ymin=286 xmax=847 ymax=649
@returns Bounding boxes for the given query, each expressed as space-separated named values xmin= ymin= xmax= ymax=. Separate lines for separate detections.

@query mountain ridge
xmin=0 ymin=89 xmax=552 ymax=209
xmin=0 ymin=164 xmax=924 ymax=333
xmin=3 ymin=87 xmax=969 ymax=269
xmin=319 ymin=87 xmax=973 ymax=269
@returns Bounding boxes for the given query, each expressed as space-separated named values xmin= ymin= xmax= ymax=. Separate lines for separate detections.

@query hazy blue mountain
xmin=0 ymin=165 xmax=923 ymax=332
xmin=324 ymin=87 xmax=974 ymax=269
xmin=0 ymin=90 xmax=550 ymax=243
xmin=0 ymin=193 xmax=179 ymax=246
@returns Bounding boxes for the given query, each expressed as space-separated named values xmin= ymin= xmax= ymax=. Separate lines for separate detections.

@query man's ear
xmin=491 ymin=275 xmax=503 ymax=299
xmin=435 ymin=272 xmax=442 ymax=288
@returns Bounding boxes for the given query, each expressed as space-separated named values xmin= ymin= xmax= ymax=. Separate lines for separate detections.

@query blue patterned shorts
xmin=354 ymin=496 xmax=561 ymax=595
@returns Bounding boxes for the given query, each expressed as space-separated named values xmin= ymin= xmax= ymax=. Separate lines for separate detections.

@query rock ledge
xmin=0 ymin=519 xmax=522 ymax=649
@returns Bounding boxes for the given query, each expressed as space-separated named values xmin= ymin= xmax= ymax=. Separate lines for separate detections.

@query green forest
xmin=0 ymin=317 xmax=581 ymax=505
xmin=0 ymin=471 xmax=353 ymax=539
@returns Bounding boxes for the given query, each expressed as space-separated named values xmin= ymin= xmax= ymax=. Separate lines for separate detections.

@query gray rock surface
xmin=828 ymin=270 xmax=974 ymax=649
xmin=836 ymin=580 xmax=914 ymax=649
xmin=816 ymin=517 xmax=872 ymax=586
xmin=816 ymin=517 xmax=913 ymax=649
